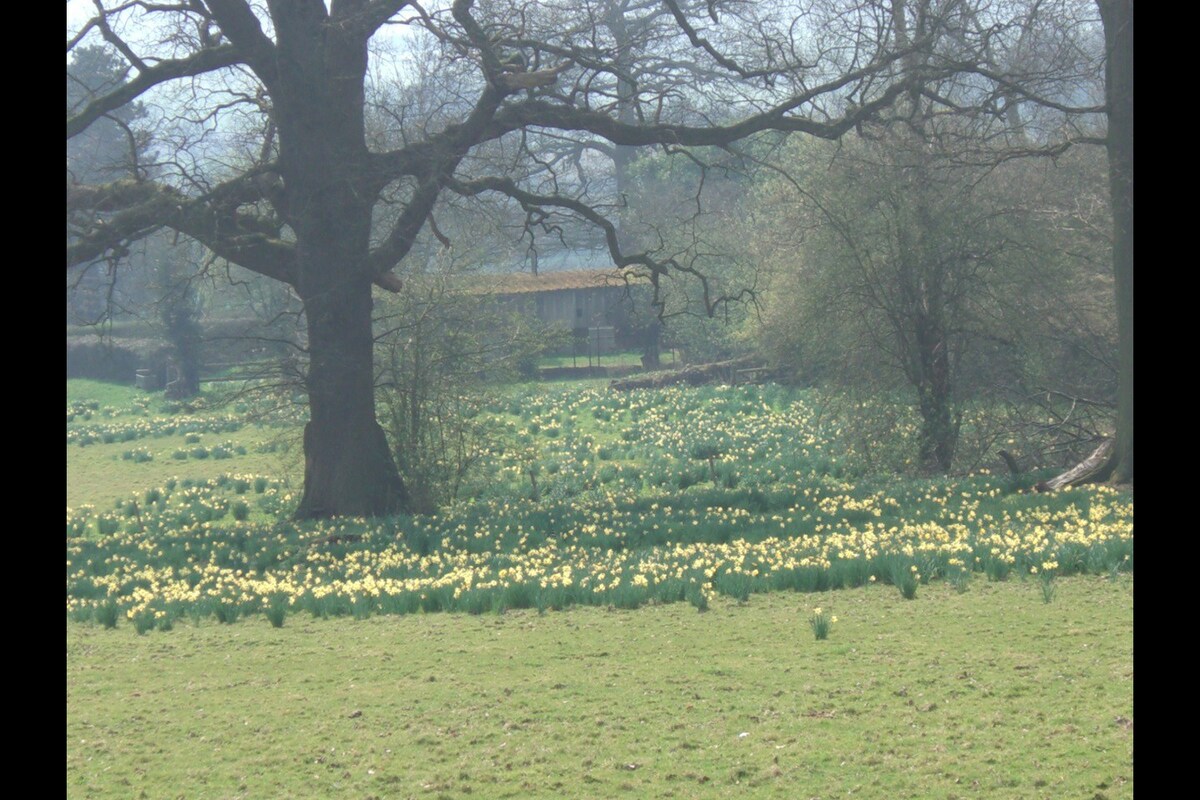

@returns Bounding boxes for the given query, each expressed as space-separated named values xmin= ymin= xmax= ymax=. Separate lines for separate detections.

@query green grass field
xmin=67 ymin=378 xmax=1133 ymax=798
xmin=67 ymin=577 xmax=1131 ymax=799
xmin=67 ymin=380 xmax=304 ymax=509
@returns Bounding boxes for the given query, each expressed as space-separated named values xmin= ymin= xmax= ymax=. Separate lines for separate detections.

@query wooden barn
xmin=469 ymin=268 xmax=656 ymax=354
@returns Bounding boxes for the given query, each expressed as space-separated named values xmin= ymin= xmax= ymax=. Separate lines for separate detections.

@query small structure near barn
xmin=134 ymin=368 xmax=159 ymax=391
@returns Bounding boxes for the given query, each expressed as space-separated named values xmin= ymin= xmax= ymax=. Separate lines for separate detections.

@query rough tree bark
xmin=267 ymin=3 xmax=410 ymax=518
xmin=1097 ymin=0 xmax=1132 ymax=485
xmin=298 ymin=279 xmax=409 ymax=518
xmin=893 ymin=0 xmax=959 ymax=474
xmin=1045 ymin=0 xmax=1131 ymax=489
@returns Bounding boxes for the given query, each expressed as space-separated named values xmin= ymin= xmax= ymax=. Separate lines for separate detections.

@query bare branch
xmin=203 ymin=0 xmax=279 ymax=85
xmin=91 ymin=0 xmax=148 ymax=71
xmin=333 ymin=0 xmax=415 ymax=37
xmin=67 ymin=44 xmax=243 ymax=139
xmin=67 ymin=18 xmax=100 ymax=52
xmin=660 ymin=0 xmax=779 ymax=83
xmin=68 ymin=179 xmax=296 ymax=285
xmin=443 ymin=174 xmax=749 ymax=319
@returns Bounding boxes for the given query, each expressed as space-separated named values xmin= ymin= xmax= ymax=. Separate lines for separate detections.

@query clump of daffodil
xmin=1036 ymin=558 xmax=1059 ymax=603
xmin=890 ymin=561 xmax=919 ymax=600
xmin=808 ymin=606 xmax=837 ymax=640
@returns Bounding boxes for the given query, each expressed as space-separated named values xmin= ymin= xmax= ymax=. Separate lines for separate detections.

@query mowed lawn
xmin=67 ymin=576 xmax=1132 ymax=800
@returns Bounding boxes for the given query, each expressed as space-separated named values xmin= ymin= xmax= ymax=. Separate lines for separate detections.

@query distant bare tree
xmin=750 ymin=0 xmax=1113 ymax=474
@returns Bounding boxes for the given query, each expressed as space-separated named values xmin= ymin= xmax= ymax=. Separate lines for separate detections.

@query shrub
xmin=214 ymin=601 xmax=241 ymax=624
xmin=131 ymin=610 xmax=156 ymax=635
xmin=808 ymin=607 xmax=836 ymax=640
xmin=891 ymin=562 xmax=919 ymax=600
xmin=95 ymin=600 xmax=120 ymax=629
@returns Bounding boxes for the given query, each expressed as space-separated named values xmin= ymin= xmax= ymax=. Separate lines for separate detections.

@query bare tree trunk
xmin=280 ymin=13 xmax=410 ymax=518
xmin=892 ymin=0 xmax=958 ymax=475
xmin=1054 ymin=0 xmax=1133 ymax=489
xmin=295 ymin=274 xmax=410 ymax=519
xmin=1097 ymin=0 xmax=1132 ymax=484
xmin=606 ymin=3 xmax=638 ymax=254
xmin=916 ymin=320 xmax=958 ymax=473
xmin=286 ymin=155 xmax=411 ymax=519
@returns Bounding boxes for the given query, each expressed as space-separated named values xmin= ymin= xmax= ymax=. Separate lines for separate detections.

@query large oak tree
xmin=68 ymin=0 xmax=951 ymax=518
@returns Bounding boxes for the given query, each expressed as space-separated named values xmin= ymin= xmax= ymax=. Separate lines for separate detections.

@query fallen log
xmin=609 ymin=356 xmax=763 ymax=391
xmin=1035 ymin=439 xmax=1114 ymax=492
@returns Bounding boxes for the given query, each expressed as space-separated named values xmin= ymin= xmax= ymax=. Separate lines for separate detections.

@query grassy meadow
xmin=67 ymin=378 xmax=1133 ymax=798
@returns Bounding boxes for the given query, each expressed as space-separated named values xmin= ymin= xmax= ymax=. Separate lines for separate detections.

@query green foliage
xmin=214 ymin=601 xmax=241 ymax=625
xmin=1039 ymin=574 xmax=1057 ymax=604
xmin=808 ymin=607 xmax=835 ymax=640
xmin=95 ymin=600 xmax=119 ymax=629
xmin=131 ymin=609 xmax=157 ymax=635
xmin=985 ymin=555 xmax=1013 ymax=583
xmin=69 ymin=415 xmax=244 ymax=447
xmin=95 ymin=514 xmax=121 ymax=537
xmin=949 ymin=565 xmax=972 ymax=594
xmin=121 ymin=447 xmax=154 ymax=463
xmin=891 ymin=561 xmax=920 ymax=600
xmin=714 ymin=571 xmax=753 ymax=602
